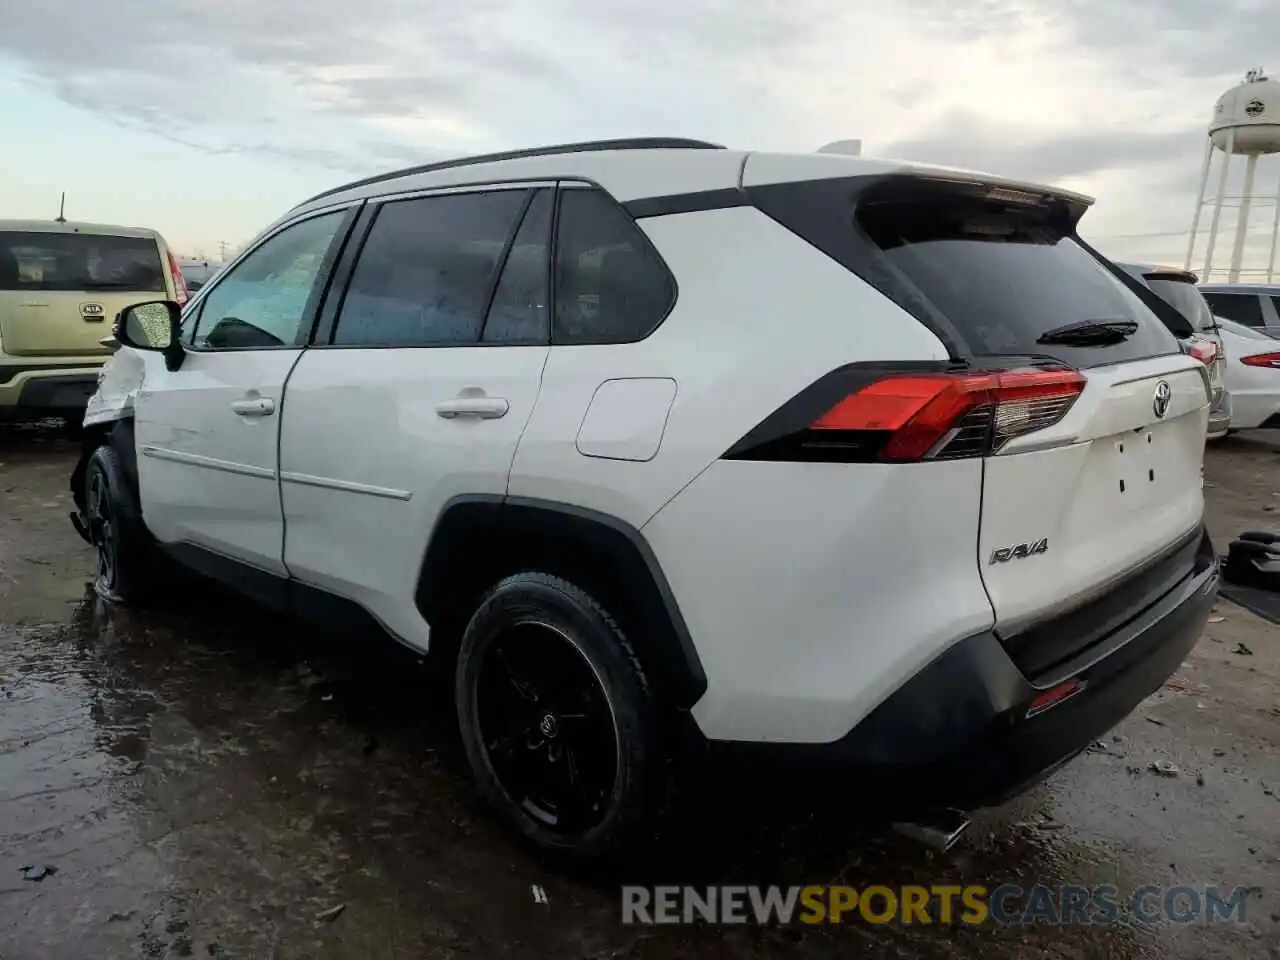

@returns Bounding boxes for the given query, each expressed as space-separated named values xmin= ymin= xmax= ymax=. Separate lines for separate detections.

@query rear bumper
xmin=1207 ymin=390 xmax=1232 ymax=438
xmin=0 ymin=371 xmax=101 ymax=422
xmin=703 ymin=527 xmax=1218 ymax=813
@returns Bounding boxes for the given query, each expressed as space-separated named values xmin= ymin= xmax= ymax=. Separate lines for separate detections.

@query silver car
xmin=1198 ymin=283 xmax=1280 ymax=339
xmin=1117 ymin=264 xmax=1231 ymax=439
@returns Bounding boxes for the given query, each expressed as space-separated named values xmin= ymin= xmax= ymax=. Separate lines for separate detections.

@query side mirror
xmin=115 ymin=300 xmax=185 ymax=371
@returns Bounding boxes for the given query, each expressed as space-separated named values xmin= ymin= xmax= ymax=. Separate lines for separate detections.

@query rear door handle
xmin=231 ymin=397 xmax=276 ymax=417
xmin=435 ymin=397 xmax=510 ymax=419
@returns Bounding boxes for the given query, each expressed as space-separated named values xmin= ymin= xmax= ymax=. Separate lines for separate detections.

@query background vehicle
xmin=1199 ymin=283 xmax=1280 ymax=338
xmin=0 ymin=219 xmax=188 ymax=425
xmin=179 ymin=259 xmax=219 ymax=292
xmin=1217 ymin=316 xmax=1280 ymax=429
xmin=1116 ymin=263 xmax=1231 ymax=439
xmin=71 ymin=139 xmax=1218 ymax=862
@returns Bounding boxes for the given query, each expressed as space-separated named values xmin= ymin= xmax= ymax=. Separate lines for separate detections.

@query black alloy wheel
xmin=455 ymin=572 xmax=667 ymax=863
xmin=475 ymin=618 xmax=620 ymax=834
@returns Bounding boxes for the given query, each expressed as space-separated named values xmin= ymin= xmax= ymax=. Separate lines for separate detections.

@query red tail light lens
xmin=166 ymin=250 xmax=190 ymax=307
xmin=1241 ymin=352 xmax=1280 ymax=369
xmin=1188 ymin=340 xmax=1219 ymax=365
xmin=810 ymin=368 xmax=1086 ymax=462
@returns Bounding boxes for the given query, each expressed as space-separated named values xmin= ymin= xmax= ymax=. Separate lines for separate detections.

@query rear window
xmin=854 ymin=196 xmax=1181 ymax=367
xmin=0 ymin=231 xmax=164 ymax=293
xmin=1143 ymin=276 xmax=1216 ymax=332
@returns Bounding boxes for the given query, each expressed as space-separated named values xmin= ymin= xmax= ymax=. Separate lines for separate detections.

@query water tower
xmin=1185 ymin=68 xmax=1280 ymax=283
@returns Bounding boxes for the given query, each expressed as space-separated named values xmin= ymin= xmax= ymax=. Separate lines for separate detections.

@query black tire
xmin=83 ymin=444 xmax=158 ymax=603
xmin=455 ymin=572 xmax=668 ymax=864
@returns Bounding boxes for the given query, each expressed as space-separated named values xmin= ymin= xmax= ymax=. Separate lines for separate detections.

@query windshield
xmin=1144 ymin=276 xmax=1217 ymax=333
xmin=0 ymin=231 xmax=165 ymax=293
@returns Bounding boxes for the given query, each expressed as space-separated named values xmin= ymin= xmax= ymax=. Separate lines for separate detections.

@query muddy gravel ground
xmin=0 ymin=425 xmax=1277 ymax=959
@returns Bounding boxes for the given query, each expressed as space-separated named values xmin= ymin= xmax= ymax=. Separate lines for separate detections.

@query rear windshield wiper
xmin=1037 ymin=318 xmax=1139 ymax=346
xmin=83 ymin=280 xmax=158 ymax=289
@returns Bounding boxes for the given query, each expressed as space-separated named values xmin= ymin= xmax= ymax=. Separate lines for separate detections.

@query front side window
xmin=1203 ymin=291 xmax=1264 ymax=328
xmin=553 ymin=189 xmax=675 ymax=345
xmin=191 ymin=211 xmax=345 ymax=350
xmin=333 ymin=190 xmax=528 ymax=347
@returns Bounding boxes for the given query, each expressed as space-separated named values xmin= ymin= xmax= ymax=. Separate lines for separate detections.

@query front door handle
xmin=231 ymin=397 xmax=276 ymax=417
xmin=435 ymin=397 xmax=509 ymax=419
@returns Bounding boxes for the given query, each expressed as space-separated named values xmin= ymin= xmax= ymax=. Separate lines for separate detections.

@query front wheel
xmin=455 ymin=573 xmax=668 ymax=864
xmin=83 ymin=444 xmax=157 ymax=603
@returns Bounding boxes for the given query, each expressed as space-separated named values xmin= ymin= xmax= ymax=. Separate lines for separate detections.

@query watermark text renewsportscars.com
xmin=621 ymin=884 xmax=1252 ymax=926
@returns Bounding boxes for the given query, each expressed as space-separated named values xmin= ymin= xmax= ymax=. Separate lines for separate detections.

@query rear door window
xmin=482 ymin=189 xmax=553 ymax=344
xmin=0 ymin=232 xmax=164 ymax=293
xmin=854 ymin=195 xmax=1181 ymax=367
xmin=1203 ymin=292 xmax=1264 ymax=327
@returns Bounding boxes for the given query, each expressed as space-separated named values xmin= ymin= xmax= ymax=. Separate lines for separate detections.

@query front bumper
xmin=703 ymin=528 xmax=1219 ymax=813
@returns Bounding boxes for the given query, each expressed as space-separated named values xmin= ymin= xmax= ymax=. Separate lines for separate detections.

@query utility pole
xmin=218 ymin=240 xmax=229 ymax=262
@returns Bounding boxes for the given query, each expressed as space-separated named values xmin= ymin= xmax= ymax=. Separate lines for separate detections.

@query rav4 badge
xmin=989 ymin=539 xmax=1049 ymax=564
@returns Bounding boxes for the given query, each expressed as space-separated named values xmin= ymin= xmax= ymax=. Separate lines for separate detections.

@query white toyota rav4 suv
xmin=70 ymin=138 xmax=1220 ymax=862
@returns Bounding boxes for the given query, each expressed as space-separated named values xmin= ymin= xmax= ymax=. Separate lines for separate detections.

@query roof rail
xmin=295 ymin=137 xmax=726 ymax=208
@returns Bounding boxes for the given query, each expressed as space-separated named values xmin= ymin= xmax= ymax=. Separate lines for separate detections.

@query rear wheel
xmin=455 ymin=572 xmax=668 ymax=864
xmin=83 ymin=444 xmax=158 ymax=603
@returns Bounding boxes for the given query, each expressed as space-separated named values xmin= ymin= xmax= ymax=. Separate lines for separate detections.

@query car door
xmin=279 ymin=184 xmax=553 ymax=649
xmin=134 ymin=207 xmax=356 ymax=574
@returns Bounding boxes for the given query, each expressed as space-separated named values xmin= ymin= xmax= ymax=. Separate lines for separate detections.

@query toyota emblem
xmin=1152 ymin=380 xmax=1172 ymax=419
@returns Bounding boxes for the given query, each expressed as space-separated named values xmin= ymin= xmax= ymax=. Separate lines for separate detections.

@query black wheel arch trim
xmin=416 ymin=494 xmax=708 ymax=709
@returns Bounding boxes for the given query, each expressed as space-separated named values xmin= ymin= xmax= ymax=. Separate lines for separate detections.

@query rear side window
xmin=334 ymin=190 xmax=527 ymax=347
xmin=1204 ymin=292 xmax=1264 ymax=327
xmin=1143 ymin=276 xmax=1216 ymax=332
xmin=553 ymin=188 xmax=675 ymax=345
xmin=854 ymin=195 xmax=1179 ymax=367
xmin=0 ymin=231 xmax=164 ymax=293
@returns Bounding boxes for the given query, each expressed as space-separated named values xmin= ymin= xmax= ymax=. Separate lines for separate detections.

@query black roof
xmin=296 ymin=137 xmax=725 ymax=208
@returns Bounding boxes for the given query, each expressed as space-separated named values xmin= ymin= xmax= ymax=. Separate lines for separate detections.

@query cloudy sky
xmin=2 ymin=0 xmax=1279 ymax=273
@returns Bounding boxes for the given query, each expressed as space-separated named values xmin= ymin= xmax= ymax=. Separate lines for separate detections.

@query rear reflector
xmin=1241 ymin=352 xmax=1280 ymax=369
xmin=1025 ymin=678 xmax=1086 ymax=718
xmin=810 ymin=368 xmax=1085 ymax=462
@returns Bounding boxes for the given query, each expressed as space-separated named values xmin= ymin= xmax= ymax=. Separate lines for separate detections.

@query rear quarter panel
xmin=506 ymin=205 xmax=951 ymax=527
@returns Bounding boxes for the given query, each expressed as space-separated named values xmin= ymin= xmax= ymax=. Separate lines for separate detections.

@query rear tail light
xmin=728 ymin=367 xmax=1085 ymax=464
xmin=1242 ymin=352 xmax=1280 ymax=369
xmin=814 ymin=368 xmax=1085 ymax=461
xmin=166 ymin=250 xmax=190 ymax=307
xmin=1188 ymin=340 xmax=1219 ymax=365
